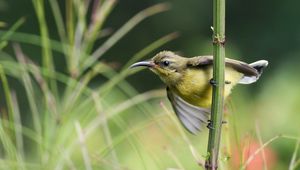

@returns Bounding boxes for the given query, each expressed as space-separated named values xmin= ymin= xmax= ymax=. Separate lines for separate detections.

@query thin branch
xmin=205 ymin=0 xmax=226 ymax=169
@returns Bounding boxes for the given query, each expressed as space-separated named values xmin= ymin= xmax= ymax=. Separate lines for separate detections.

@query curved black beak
xmin=129 ymin=61 xmax=155 ymax=68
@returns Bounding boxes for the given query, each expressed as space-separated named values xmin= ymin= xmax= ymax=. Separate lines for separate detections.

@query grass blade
xmin=0 ymin=17 xmax=25 ymax=50
xmin=32 ymin=0 xmax=57 ymax=95
xmin=241 ymin=135 xmax=280 ymax=170
xmin=75 ymin=121 xmax=92 ymax=170
xmin=255 ymin=121 xmax=267 ymax=170
xmin=92 ymin=92 xmax=120 ymax=170
xmin=0 ymin=62 xmax=14 ymax=130
xmin=289 ymin=139 xmax=300 ymax=170
xmin=10 ymin=91 xmax=27 ymax=170
xmin=81 ymin=3 xmax=171 ymax=71
xmin=83 ymin=0 xmax=117 ymax=54
xmin=13 ymin=44 xmax=42 ymax=137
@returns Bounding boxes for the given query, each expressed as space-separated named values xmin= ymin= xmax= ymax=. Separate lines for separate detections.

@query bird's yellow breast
xmin=171 ymin=66 xmax=243 ymax=108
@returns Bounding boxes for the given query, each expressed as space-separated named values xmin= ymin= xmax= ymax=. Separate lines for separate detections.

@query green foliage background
xmin=0 ymin=0 xmax=300 ymax=170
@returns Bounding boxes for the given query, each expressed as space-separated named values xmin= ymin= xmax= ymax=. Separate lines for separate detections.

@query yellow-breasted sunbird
xmin=130 ymin=51 xmax=268 ymax=134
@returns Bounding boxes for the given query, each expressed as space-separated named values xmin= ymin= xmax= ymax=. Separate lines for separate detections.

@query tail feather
xmin=239 ymin=60 xmax=268 ymax=84
xmin=249 ymin=60 xmax=268 ymax=75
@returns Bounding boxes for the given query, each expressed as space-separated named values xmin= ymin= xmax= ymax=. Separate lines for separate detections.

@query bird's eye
xmin=162 ymin=60 xmax=170 ymax=67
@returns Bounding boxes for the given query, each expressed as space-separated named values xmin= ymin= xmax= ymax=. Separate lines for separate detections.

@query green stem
xmin=205 ymin=0 xmax=226 ymax=169
xmin=32 ymin=0 xmax=57 ymax=96
xmin=81 ymin=3 xmax=170 ymax=72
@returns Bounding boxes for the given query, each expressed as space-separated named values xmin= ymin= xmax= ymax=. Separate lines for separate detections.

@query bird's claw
xmin=207 ymin=120 xmax=227 ymax=129
xmin=210 ymin=79 xmax=231 ymax=86
xmin=209 ymin=79 xmax=217 ymax=86
xmin=225 ymin=80 xmax=231 ymax=84
xmin=210 ymin=78 xmax=231 ymax=86
xmin=207 ymin=121 xmax=214 ymax=130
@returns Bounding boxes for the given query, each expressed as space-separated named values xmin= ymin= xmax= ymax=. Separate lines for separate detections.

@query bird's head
xmin=130 ymin=51 xmax=187 ymax=85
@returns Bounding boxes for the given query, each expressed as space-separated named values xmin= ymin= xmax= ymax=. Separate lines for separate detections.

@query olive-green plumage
xmin=130 ymin=51 xmax=268 ymax=134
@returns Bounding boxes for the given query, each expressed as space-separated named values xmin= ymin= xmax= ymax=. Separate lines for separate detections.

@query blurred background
xmin=0 ymin=0 xmax=300 ymax=169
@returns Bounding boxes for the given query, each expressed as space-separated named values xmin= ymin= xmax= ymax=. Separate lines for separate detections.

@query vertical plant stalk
xmin=32 ymin=0 xmax=57 ymax=96
xmin=205 ymin=0 xmax=226 ymax=169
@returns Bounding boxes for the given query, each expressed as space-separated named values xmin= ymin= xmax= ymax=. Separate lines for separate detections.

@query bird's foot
xmin=207 ymin=120 xmax=227 ymax=130
xmin=210 ymin=79 xmax=231 ymax=86
xmin=205 ymin=162 xmax=218 ymax=170
xmin=207 ymin=120 xmax=214 ymax=130
xmin=209 ymin=79 xmax=217 ymax=86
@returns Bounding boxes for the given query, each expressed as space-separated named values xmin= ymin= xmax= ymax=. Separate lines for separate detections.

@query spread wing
xmin=166 ymin=87 xmax=210 ymax=134
xmin=186 ymin=56 xmax=259 ymax=77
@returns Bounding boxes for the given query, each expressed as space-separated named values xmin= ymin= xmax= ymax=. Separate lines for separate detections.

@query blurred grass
xmin=0 ymin=1 xmax=300 ymax=170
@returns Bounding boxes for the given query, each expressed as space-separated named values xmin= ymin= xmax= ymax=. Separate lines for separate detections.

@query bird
xmin=130 ymin=51 xmax=268 ymax=134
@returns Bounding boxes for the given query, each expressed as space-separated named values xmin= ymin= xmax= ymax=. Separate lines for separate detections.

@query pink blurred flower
xmin=231 ymin=137 xmax=277 ymax=170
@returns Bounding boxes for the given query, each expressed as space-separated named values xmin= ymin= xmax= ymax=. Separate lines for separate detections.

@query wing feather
xmin=166 ymin=87 xmax=210 ymax=134
xmin=187 ymin=56 xmax=259 ymax=77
